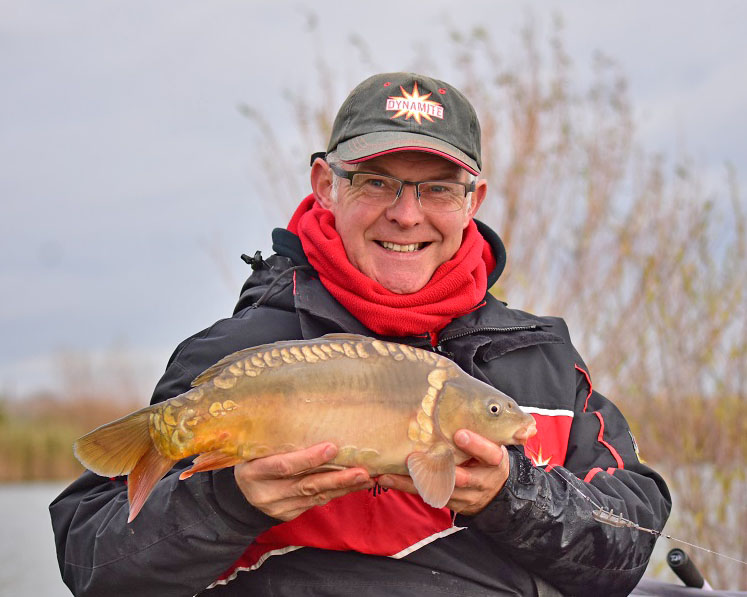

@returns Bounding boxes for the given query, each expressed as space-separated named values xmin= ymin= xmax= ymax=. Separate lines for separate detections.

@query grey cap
xmin=324 ymin=72 xmax=482 ymax=174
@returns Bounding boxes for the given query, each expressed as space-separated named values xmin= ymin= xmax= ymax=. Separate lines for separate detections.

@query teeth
xmin=380 ymin=241 xmax=423 ymax=253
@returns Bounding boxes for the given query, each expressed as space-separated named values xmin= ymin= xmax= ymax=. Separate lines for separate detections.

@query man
xmin=51 ymin=73 xmax=671 ymax=596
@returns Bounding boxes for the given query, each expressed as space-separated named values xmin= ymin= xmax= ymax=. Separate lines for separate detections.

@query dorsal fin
xmin=319 ymin=333 xmax=372 ymax=342
xmin=190 ymin=346 xmax=261 ymax=387
xmin=190 ymin=334 xmax=379 ymax=387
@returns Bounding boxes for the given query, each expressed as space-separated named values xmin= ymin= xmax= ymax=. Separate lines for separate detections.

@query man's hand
xmin=377 ymin=429 xmax=510 ymax=515
xmin=234 ymin=443 xmax=374 ymax=521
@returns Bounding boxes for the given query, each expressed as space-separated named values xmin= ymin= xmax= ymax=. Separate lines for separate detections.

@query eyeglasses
xmin=328 ymin=163 xmax=475 ymax=213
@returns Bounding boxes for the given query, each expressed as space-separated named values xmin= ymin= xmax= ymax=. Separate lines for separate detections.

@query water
xmin=0 ymin=482 xmax=72 ymax=596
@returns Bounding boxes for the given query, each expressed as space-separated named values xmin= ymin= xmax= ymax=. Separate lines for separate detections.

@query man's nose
xmin=386 ymin=183 xmax=424 ymax=227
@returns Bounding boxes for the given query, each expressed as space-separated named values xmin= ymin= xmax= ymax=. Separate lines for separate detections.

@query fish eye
xmin=488 ymin=403 xmax=502 ymax=416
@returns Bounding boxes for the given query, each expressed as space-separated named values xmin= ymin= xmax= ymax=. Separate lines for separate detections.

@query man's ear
xmin=310 ymin=158 xmax=335 ymax=209
xmin=466 ymin=179 xmax=488 ymax=221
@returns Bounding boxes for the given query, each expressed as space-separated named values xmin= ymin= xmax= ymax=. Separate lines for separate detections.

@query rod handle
xmin=667 ymin=548 xmax=711 ymax=590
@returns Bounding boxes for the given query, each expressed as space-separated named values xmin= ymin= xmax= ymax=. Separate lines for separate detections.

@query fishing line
xmin=544 ymin=464 xmax=747 ymax=567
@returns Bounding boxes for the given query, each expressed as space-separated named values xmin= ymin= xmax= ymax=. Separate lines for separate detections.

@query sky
xmin=2 ymin=0 xmax=746 ymax=398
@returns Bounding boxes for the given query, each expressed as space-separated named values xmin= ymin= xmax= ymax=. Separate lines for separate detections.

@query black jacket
xmin=50 ymin=222 xmax=671 ymax=597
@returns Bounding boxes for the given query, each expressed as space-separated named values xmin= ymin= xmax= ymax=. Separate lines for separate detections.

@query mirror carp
xmin=74 ymin=333 xmax=537 ymax=521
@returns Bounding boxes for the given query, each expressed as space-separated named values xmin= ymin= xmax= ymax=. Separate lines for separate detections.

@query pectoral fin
xmin=179 ymin=451 xmax=243 ymax=480
xmin=406 ymin=442 xmax=456 ymax=509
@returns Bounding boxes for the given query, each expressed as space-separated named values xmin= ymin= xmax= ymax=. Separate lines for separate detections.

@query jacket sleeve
xmin=460 ymin=362 xmax=672 ymax=597
xmin=49 ymin=315 xmax=300 ymax=597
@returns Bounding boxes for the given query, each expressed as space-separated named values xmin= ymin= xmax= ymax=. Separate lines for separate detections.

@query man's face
xmin=317 ymin=152 xmax=486 ymax=294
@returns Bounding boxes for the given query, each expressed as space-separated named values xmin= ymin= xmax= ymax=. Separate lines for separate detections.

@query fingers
xmin=453 ymin=429 xmax=505 ymax=466
xmin=451 ymin=440 xmax=510 ymax=515
xmin=237 ymin=433 xmax=510 ymax=520
xmin=233 ymin=445 xmax=374 ymax=521
xmin=379 ymin=432 xmax=511 ymax=516
xmin=293 ymin=468 xmax=372 ymax=498
xmin=453 ymin=451 xmax=507 ymax=491
xmin=248 ymin=468 xmax=373 ymax=520
xmin=248 ymin=442 xmax=339 ymax=479
xmin=376 ymin=473 xmax=416 ymax=495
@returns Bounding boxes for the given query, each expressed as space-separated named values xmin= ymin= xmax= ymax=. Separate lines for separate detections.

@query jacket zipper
xmin=434 ymin=324 xmax=539 ymax=352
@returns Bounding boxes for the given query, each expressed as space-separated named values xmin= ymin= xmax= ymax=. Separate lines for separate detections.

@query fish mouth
xmin=376 ymin=240 xmax=430 ymax=253
xmin=513 ymin=420 xmax=538 ymax=445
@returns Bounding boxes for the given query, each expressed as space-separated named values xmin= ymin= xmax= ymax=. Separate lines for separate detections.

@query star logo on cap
xmin=385 ymin=82 xmax=444 ymax=124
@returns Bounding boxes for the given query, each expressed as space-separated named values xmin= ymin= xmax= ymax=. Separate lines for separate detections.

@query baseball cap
xmin=314 ymin=72 xmax=482 ymax=175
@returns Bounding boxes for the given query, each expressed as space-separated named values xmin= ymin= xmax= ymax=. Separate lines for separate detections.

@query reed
xmin=0 ymin=395 xmax=141 ymax=482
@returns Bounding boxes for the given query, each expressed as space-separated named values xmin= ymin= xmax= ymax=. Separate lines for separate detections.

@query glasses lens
xmin=418 ymin=182 xmax=465 ymax=212
xmin=350 ymin=173 xmax=400 ymax=205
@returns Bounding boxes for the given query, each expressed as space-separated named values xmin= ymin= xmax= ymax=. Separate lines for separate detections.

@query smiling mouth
xmin=377 ymin=241 xmax=429 ymax=253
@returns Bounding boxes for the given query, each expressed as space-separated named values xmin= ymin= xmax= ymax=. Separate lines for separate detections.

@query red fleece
xmin=288 ymin=195 xmax=495 ymax=339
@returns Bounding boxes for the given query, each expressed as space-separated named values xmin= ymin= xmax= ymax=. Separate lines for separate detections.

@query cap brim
xmin=335 ymin=131 xmax=480 ymax=175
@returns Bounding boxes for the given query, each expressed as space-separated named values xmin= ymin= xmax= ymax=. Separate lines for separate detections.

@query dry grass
xmin=0 ymin=393 xmax=141 ymax=482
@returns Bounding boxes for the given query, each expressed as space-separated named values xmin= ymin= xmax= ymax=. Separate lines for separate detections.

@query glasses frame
xmin=327 ymin=163 xmax=475 ymax=213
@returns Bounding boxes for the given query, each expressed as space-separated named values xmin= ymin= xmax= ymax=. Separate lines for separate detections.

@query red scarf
xmin=288 ymin=195 xmax=495 ymax=340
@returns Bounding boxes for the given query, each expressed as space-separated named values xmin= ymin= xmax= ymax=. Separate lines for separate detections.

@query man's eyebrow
xmin=362 ymin=165 xmax=464 ymax=181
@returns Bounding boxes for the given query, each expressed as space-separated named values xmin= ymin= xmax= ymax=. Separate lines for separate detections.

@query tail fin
xmin=74 ymin=410 xmax=153 ymax=476
xmin=73 ymin=409 xmax=176 ymax=522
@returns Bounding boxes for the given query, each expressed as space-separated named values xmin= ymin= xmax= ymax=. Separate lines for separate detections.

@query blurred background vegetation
xmin=2 ymin=14 xmax=744 ymax=589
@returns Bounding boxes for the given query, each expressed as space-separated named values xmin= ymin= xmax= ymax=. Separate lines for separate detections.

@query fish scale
xmin=73 ymin=333 xmax=536 ymax=522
